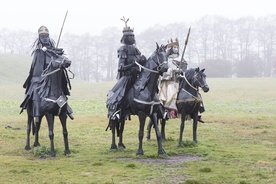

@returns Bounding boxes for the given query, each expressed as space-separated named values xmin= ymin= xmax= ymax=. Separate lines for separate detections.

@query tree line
xmin=0 ymin=15 xmax=276 ymax=81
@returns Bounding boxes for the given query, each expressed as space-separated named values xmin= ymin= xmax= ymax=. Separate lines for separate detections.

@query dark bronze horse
xmin=109 ymin=44 xmax=168 ymax=156
xmin=177 ymin=67 xmax=209 ymax=146
xmin=32 ymin=55 xmax=72 ymax=157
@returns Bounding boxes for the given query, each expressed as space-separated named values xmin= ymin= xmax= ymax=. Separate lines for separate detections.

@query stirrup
xmin=163 ymin=110 xmax=169 ymax=120
xmin=111 ymin=110 xmax=120 ymax=120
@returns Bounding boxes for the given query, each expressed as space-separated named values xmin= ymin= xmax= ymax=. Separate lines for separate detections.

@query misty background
xmin=0 ymin=0 xmax=276 ymax=82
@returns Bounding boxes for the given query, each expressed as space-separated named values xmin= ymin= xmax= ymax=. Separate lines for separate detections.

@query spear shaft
xmin=180 ymin=27 xmax=191 ymax=63
xmin=56 ymin=10 xmax=68 ymax=48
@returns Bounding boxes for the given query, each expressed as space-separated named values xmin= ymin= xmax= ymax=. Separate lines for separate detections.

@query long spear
xmin=56 ymin=10 xmax=68 ymax=48
xmin=180 ymin=27 xmax=191 ymax=63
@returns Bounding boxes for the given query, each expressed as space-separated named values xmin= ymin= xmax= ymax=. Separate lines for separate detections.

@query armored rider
xmin=106 ymin=17 xmax=146 ymax=120
xmin=20 ymin=25 xmax=74 ymax=120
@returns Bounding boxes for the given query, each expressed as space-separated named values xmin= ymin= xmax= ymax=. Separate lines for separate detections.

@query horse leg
xmin=161 ymin=119 xmax=166 ymax=140
xmin=118 ymin=119 xmax=126 ymax=149
xmin=152 ymin=113 xmax=166 ymax=156
xmin=136 ymin=111 xmax=147 ymax=156
xmin=45 ymin=113 xmax=55 ymax=157
xmin=59 ymin=113 xmax=70 ymax=155
xmin=110 ymin=119 xmax=118 ymax=150
xmin=34 ymin=116 xmax=42 ymax=147
xmin=25 ymin=113 xmax=33 ymax=150
xmin=178 ymin=112 xmax=186 ymax=147
xmin=146 ymin=119 xmax=153 ymax=140
xmin=192 ymin=113 xmax=198 ymax=143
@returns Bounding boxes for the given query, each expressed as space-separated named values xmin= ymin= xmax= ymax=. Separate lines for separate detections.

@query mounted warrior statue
xmin=106 ymin=17 xmax=147 ymax=121
xmin=158 ymin=29 xmax=205 ymax=122
xmin=106 ymin=17 xmax=169 ymax=156
xmin=20 ymin=25 xmax=74 ymax=150
xmin=20 ymin=25 xmax=74 ymax=120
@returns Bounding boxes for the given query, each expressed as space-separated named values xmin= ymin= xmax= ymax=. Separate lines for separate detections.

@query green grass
xmin=0 ymin=75 xmax=276 ymax=183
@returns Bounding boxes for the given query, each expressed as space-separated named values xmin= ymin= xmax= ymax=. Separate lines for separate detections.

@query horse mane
xmin=137 ymin=44 xmax=167 ymax=91
xmin=185 ymin=68 xmax=196 ymax=79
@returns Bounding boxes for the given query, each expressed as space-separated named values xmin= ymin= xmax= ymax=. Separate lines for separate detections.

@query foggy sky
xmin=0 ymin=0 xmax=275 ymax=35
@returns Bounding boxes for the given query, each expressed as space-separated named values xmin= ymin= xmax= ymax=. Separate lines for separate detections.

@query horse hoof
xmin=64 ymin=150 xmax=71 ymax=155
xmin=33 ymin=142 xmax=40 ymax=147
xmin=25 ymin=146 xmax=31 ymax=150
xmin=118 ymin=143 xmax=126 ymax=149
xmin=110 ymin=144 xmax=118 ymax=150
xmin=136 ymin=150 xmax=144 ymax=156
xmin=158 ymin=149 xmax=167 ymax=157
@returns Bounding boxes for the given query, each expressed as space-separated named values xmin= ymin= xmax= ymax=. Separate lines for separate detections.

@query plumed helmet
xmin=38 ymin=25 xmax=49 ymax=35
xmin=121 ymin=16 xmax=134 ymax=36
xmin=167 ymin=38 xmax=179 ymax=48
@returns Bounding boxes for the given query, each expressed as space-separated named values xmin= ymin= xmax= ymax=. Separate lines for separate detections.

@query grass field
xmin=0 ymin=77 xmax=275 ymax=184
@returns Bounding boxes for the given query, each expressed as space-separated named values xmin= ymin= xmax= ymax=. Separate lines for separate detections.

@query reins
xmin=179 ymin=73 xmax=198 ymax=91
xmin=135 ymin=52 xmax=167 ymax=74
xmin=41 ymin=56 xmax=66 ymax=77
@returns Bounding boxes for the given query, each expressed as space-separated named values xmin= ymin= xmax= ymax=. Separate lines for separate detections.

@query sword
xmin=56 ymin=10 xmax=68 ymax=48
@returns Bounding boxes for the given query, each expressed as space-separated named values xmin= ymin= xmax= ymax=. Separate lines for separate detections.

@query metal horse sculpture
xmin=109 ymin=44 xmax=169 ymax=156
xmin=177 ymin=67 xmax=209 ymax=146
xmin=34 ymin=55 xmax=72 ymax=157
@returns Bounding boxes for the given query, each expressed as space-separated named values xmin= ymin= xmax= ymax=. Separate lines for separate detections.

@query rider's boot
xmin=198 ymin=114 xmax=204 ymax=123
xmin=169 ymin=109 xmax=177 ymax=119
xmin=67 ymin=104 xmax=74 ymax=120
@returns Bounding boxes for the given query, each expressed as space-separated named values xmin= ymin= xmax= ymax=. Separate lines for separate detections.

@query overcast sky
xmin=0 ymin=0 xmax=275 ymax=36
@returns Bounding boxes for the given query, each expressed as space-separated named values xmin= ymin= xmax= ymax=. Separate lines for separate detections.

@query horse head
xmin=51 ymin=55 xmax=71 ymax=70
xmin=41 ymin=55 xmax=71 ymax=78
xmin=146 ymin=43 xmax=168 ymax=75
xmin=191 ymin=67 xmax=209 ymax=92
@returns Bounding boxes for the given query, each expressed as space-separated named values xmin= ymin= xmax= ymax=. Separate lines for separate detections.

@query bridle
xmin=180 ymin=71 xmax=207 ymax=91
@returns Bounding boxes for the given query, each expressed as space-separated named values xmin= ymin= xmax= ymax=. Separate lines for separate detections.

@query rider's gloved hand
xmin=53 ymin=48 xmax=64 ymax=55
xmin=137 ymin=55 xmax=147 ymax=65
xmin=179 ymin=60 xmax=187 ymax=71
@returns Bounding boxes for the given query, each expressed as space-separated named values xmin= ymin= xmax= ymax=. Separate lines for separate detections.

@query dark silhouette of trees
xmin=1 ymin=15 xmax=276 ymax=80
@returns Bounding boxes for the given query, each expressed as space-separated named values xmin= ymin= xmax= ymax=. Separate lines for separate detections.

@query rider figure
xmin=20 ymin=25 xmax=74 ymax=120
xmin=158 ymin=38 xmax=187 ymax=119
xmin=159 ymin=38 xmax=205 ymax=122
xmin=106 ymin=17 xmax=146 ymax=120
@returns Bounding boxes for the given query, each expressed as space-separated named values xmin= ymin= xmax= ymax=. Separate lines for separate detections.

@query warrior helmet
xmin=38 ymin=25 xmax=49 ymax=35
xmin=120 ymin=17 xmax=135 ymax=45
xmin=121 ymin=16 xmax=134 ymax=36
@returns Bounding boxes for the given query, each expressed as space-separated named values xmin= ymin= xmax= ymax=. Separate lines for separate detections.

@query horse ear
xmin=201 ymin=68 xmax=205 ymax=73
xmin=195 ymin=67 xmax=199 ymax=72
xmin=156 ymin=42 xmax=160 ymax=50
